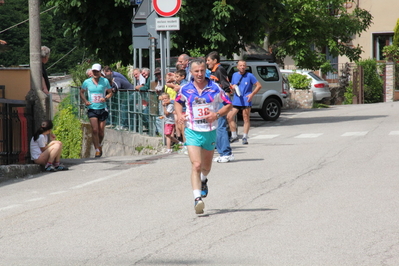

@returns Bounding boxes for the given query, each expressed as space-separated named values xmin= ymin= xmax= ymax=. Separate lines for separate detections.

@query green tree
xmin=173 ymin=0 xmax=372 ymax=70
xmin=393 ymin=18 xmax=399 ymax=47
xmin=45 ymin=0 xmax=133 ymax=65
xmin=39 ymin=0 xmax=372 ymax=70
xmin=357 ymin=59 xmax=383 ymax=103
xmin=0 ymin=0 xmax=30 ymax=65
xmin=269 ymin=0 xmax=373 ymax=69
xmin=0 ymin=0 xmax=90 ymax=73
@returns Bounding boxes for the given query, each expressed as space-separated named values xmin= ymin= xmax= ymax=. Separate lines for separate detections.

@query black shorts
xmin=233 ymin=105 xmax=251 ymax=111
xmin=87 ymin=109 xmax=109 ymax=121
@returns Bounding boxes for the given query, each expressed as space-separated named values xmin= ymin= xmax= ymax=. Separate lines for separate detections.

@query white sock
xmin=231 ymin=131 xmax=237 ymax=138
xmin=243 ymin=133 xmax=248 ymax=139
xmin=200 ymin=173 xmax=207 ymax=182
xmin=193 ymin=189 xmax=202 ymax=199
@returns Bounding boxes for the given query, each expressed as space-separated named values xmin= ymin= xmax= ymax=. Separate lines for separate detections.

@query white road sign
xmin=155 ymin=17 xmax=180 ymax=31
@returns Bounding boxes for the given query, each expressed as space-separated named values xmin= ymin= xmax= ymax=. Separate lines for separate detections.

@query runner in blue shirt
xmin=227 ymin=60 xmax=262 ymax=145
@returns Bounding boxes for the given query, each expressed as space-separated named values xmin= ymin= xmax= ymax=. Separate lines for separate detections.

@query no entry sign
xmin=153 ymin=0 xmax=181 ymax=17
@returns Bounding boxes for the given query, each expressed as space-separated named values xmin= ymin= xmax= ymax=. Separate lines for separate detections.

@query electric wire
xmin=0 ymin=6 xmax=57 ymax=34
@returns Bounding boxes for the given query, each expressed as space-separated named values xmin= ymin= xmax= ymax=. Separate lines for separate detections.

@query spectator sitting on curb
xmin=30 ymin=120 xmax=68 ymax=172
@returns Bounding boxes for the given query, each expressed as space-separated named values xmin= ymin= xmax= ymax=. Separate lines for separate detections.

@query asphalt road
xmin=1 ymin=102 xmax=399 ymax=265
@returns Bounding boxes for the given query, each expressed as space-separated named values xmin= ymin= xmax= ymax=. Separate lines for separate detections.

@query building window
xmin=373 ymin=33 xmax=394 ymax=60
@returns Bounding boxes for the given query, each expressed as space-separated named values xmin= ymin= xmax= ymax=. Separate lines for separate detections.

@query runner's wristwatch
xmin=216 ymin=112 xmax=220 ymax=118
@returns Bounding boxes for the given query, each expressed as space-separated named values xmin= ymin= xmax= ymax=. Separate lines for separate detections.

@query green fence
xmin=69 ymin=87 xmax=161 ymax=136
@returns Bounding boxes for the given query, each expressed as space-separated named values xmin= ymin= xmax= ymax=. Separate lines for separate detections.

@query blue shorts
xmin=185 ymin=128 xmax=216 ymax=151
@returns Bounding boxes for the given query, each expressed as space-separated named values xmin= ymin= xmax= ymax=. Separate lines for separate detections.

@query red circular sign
xmin=153 ymin=0 xmax=181 ymax=17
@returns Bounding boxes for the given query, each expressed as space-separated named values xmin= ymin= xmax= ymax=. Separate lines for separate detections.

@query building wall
xmin=339 ymin=0 xmax=398 ymax=63
xmin=0 ymin=68 xmax=30 ymax=100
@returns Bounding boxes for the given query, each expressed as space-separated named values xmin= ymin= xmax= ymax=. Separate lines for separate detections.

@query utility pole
xmin=27 ymin=0 xmax=47 ymax=128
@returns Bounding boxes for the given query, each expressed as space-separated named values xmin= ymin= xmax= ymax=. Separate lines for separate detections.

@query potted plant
xmin=286 ymin=72 xmax=313 ymax=108
xmin=287 ymin=72 xmax=312 ymax=90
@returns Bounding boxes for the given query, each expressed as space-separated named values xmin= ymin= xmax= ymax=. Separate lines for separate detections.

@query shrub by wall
xmin=357 ymin=59 xmax=383 ymax=103
xmin=53 ymin=97 xmax=83 ymax=159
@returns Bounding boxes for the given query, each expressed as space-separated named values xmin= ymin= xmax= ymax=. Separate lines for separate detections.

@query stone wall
xmin=385 ymin=62 xmax=395 ymax=102
xmin=81 ymin=122 xmax=163 ymax=158
xmin=286 ymin=89 xmax=314 ymax=109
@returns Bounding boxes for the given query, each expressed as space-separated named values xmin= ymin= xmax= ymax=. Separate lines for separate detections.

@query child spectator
xmin=30 ymin=120 xmax=68 ymax=172
xmin=175 ymin=69 xmax=188 ymax=86
xmin=160 ymin=93 xmax=181 ymax=153
xmin=164 ymin=72 xmax=177 ymax=100
xmin=173 ymin=69 xmax=187 ymax=143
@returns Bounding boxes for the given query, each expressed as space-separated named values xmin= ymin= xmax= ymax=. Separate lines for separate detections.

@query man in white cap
xmin=80 ymin=63 xmax=113 ymax=158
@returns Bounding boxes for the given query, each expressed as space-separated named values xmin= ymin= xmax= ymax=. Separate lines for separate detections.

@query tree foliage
xmin=171 ymin=0 xmax=285 ymax=57
xmin=173 ymin=0 xmax=372 ymax=70
xmin=270 ymin=0 xmax=373 ymax=69
xmin=3 ymin=0 xmax=372 ymax=71
xmin=393 ymin=18 xmax=399 ymax=47
xmin=45 ymin=0 xmax=133 ymax=65
xmin=0 ymin=0 xmax=91 ymax=74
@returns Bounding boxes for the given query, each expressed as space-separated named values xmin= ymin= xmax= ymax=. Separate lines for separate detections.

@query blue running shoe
xmin=55 ymin=164 xmax=69 ymax=171
xmin=45 ymin=165 xmax=57 ymax=172
xmin=194 ymin=197 xmax=204 ymax=214
xmin=201 ymin=179 xmax=208 ymax=198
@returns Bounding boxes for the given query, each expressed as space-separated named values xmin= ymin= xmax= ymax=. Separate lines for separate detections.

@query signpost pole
xmin=150 ymin=36 xmax=156 ymax=82
xmin=159 ymin=31 xmax=165 ymax=87
xmin=139 ymin=48 xmax=142 ymax=69
xmin=166 ymin=31 xmax=171 ymax=71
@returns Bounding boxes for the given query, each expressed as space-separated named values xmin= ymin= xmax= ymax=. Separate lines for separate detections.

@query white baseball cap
xmin=91 ymin=63 xmax=101 ymax=71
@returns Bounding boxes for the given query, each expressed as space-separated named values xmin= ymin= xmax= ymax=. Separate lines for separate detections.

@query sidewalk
xmin=0 ymin=125 xmax=164 ymax=184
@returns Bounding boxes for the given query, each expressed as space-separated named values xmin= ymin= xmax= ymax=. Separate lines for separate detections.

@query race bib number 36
xmin=91 ymin=93 xmax=103 ymax=103
xmin=193 ymin=104 xmax=210 ymax=120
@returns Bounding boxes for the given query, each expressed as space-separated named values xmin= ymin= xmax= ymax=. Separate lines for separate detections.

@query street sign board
xmin=146 ymin=10 xmax=160 ymax=39
xmin=132 ymin=24 xmax=150 ymax=49
xmin=153 ymin=0 xmax=181 ymax=17
xmin=156 ymin=17 xmax=180 ymax=31
xmin=132 ymin=0 xmax=149 ymax=22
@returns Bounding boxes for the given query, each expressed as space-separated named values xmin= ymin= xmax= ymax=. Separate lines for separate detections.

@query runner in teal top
xmin=80 ymin=63 xmax=113 ymax=158
xmin=81 ymin=75 xmax=111 ymax=110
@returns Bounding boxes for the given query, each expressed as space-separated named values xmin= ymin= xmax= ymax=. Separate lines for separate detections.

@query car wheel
xmin=259 ymin=98 xmax=281 ymax=121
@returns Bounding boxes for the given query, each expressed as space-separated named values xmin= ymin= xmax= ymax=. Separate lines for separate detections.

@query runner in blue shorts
xmin=175 ymin=59 xmax=232 ymax=214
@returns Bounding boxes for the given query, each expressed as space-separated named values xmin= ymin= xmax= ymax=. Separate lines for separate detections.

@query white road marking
xmin=341 ymin=131 xmax=368 ymax=137
xmin=26 ymin=197 xmax=45 ymax=202
xmin=0 ymin=204 xmax=22 ymax=211
xmin=295 ymin=133 xmax=323 ymax=138
xmin=389 ymin=131 xmax=399 ymax=135
xmin=49 ymin=191 xmax=68 ymax=195
xmin=252 ymin=134 xmax=280 ymax=139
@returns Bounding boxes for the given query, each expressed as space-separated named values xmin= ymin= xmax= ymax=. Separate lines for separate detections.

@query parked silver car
xmin=280 ymin=69 xmax=331 ymax=101
xmin=221 ymin=61 xmax=289 ymax=121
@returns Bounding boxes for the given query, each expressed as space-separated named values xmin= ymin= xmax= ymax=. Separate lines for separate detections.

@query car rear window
xmin=307 ymin=72 xmax=325 ymax=81
xmin=257 ymin=66 xmax=279 ymax=81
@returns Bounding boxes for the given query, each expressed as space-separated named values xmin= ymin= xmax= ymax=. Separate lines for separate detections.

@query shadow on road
xmin=201 ymin=208 xmax=277 ymax=217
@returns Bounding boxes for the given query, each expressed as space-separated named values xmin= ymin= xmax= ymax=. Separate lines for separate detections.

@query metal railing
xmin=69 ymin=87 xmax=161 ymax=136
xmin=0 ymin=99 xmax=33 ymax=165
